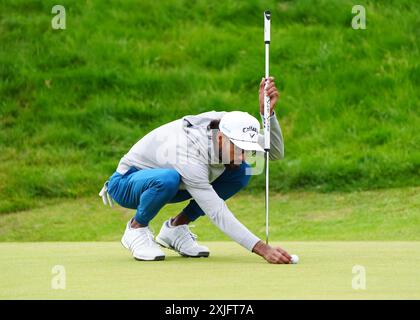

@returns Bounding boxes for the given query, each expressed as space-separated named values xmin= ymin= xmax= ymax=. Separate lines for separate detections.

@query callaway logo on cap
xmin=242 ymin=126 xmax=258 ymax=138
xmin=219 ymin=111 xmax=264 ymax=152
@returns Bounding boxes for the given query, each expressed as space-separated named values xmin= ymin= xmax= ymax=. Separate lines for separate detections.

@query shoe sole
xmin=155 ymin=236 xmax=210 ymax=258
xmin=134 ymin=255 xmax=165 ymax=261
xmin=121 ymin=238 xmax=165 ymax=261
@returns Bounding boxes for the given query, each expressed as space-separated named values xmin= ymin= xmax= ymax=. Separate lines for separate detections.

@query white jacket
xmin=115 ymin=110 xmax=284 ymax=251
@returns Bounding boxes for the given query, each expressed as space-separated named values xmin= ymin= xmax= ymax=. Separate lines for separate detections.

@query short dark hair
xmin=208 ymin=119 xmax=220 ymax=130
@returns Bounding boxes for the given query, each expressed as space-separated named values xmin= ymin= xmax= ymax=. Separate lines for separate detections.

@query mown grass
xmin=1 ymin=0 xmax=419 ymax=213
xmin=0 ymin=187 xmax=418 ymax=242
xmin=1 ymin=242 xmax=420 ymax=299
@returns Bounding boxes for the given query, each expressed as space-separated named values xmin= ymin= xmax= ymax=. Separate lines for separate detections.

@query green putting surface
xmin=1 ymin=241 xmax=419 ymax=299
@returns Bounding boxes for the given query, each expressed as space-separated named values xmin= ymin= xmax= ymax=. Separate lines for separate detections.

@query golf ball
xmin=291 ymin=254 xmax=299 ymax=264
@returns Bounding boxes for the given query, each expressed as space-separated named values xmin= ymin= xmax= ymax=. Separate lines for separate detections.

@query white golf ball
xmin=291 ymin=254 xmax=299 ymax=264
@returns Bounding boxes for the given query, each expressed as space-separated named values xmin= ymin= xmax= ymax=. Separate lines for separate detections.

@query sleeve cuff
xmin=260 ymin=111 xmax=276 ymax=119
xmin=240 ymin=234 xmax=261 ymax=252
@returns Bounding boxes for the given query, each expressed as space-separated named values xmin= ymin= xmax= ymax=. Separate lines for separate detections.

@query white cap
xmin=219 ymin=111 xmax=264 ymax=152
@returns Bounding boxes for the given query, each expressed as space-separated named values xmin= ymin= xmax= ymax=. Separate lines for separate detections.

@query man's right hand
xmin=252 ymin=240 xmax=292 ymax=264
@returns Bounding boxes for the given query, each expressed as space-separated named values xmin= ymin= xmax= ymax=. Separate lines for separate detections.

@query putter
xmin=263 ymin=10 xmax=271 ymax=244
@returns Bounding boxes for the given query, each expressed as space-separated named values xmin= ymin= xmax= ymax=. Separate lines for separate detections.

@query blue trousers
xmin=107 ymin=163 xmax=251 ymax=225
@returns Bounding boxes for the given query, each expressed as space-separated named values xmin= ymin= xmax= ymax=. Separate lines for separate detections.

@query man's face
xmin=217 ymin=132 xmax=245 ymax=168
xmin=229 ymin=142 xmax=245 ymax=166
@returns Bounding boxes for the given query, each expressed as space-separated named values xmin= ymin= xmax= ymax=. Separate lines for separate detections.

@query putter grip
xmin=264 ymin=10 xmax=271 ymax=43
xmin=264 ymin=96 xmax=271 ymax=149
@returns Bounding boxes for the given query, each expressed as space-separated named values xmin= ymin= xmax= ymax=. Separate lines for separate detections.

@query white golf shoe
xmin=155 ymin=219 xmax=210 ymax=257
xmin=121 ymin=219 xmax=165 ymax=261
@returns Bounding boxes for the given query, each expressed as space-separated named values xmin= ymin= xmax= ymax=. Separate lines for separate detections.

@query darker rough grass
xmin=0 ymin=0 xmax=419 ymax=213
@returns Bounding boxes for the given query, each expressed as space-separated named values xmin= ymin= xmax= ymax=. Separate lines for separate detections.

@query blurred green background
xmin=1 ymin=0 xmax=419 ymax=215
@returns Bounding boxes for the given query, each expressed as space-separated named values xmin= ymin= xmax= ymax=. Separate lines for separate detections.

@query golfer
xmin=99 ymin=77 xmax=292 ymax=264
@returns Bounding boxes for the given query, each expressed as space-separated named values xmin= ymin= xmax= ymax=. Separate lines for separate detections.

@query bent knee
xmin=155 ymin=170 xmax=181 ymax=192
